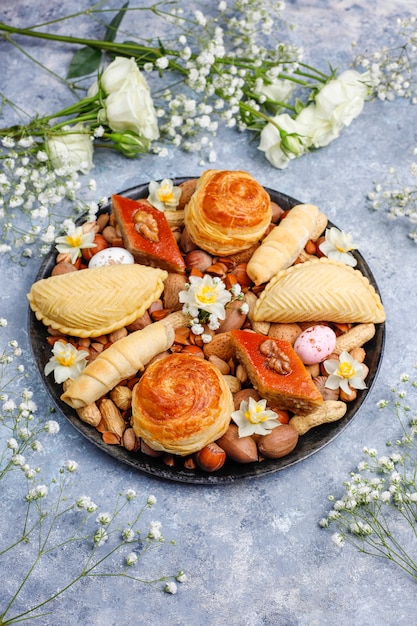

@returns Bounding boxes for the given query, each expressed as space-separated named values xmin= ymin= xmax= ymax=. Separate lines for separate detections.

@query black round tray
xmin=28 ymin=178 xmax=385 ymax=484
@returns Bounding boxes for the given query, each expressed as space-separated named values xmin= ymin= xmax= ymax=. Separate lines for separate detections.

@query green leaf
xmin=67 ymin=47 xmax=102 ymax=79
xmin=157 ymin=37 xmax=166 ymax=55
xmin=105 ymin=1 xmax=129 ymax=43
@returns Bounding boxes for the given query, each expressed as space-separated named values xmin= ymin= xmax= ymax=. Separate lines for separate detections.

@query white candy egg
xmin=88 ymin=247 xmax=135 ymax=268
xmin=294 ymin=325 xmax=337 ymax=365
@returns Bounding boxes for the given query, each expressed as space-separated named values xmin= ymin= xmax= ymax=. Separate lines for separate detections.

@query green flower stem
xmin=0 ymin=23 xmax=177 ymax=64
xmin=0 ymin=93 xmax=102 ymax=138
xmin=0 ymin=22 xmax=330 ymax=88
xmin=239 ymin=100 xmax=293 ymax=129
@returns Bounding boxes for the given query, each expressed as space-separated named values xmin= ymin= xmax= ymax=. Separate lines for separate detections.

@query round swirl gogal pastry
xmin=131 ymin=353 xmax=234 ymax=455
xmin=184 ymin=169 xmax=272 ymax=256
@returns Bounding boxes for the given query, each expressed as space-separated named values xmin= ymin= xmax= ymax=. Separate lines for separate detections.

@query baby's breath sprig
xmin=0 ymin=469 xmax=185 ymax=625
xmin=354 ymin=16 xmax=417 ymax=103
xmin=0 ymin=322 xmax=185 ymax=625
xmin=320 ymin=367 xmax=417 ymax=582
xmin=0 ymin=136 xmax=101 ymax=263
xmin=367 ymin=149 xmax=417 ymax=243
xmin=0 ymin=1 xmax=369 ymax=169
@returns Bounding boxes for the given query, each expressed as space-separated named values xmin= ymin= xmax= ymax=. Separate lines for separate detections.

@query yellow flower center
xmin=337 ymin=361 xmax=355 ymax=379
xmin=56 ymin=351 xmax=77 ymax=367
xmin=157 ymin=186 xmax=174 ymax=203
xmin=196 ymin=285 xmax=217 ymax=305
xmin=245 ymin=404 xmax=268 ymax=424
xmin=65 ymin=233 xmax=82 ymax=248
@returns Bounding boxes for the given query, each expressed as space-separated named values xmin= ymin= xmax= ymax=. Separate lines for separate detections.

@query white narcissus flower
xmin=147 ymin=178 xmax=182 ymax=211
xmin=179 ymin=275 xmax=232 ymax=321
xmin=258 ymin=113 xmax=309 ymax=169
xmin=323 ymin=351 xmax=367 ymax=396
xmin=44 ymin=341 xmax=89 ymax=384
xmin=55 ymin=224 xmax=96 ymax=264
xmin=45 ymin=123 xmax=94 ymax=174
xmin=231 ymin=396 xmax=280 ymax=437
xmin=97 ymin=58 xmax=159 ymax=142
xmin=318 ymin=226 xmax=358 ymax=267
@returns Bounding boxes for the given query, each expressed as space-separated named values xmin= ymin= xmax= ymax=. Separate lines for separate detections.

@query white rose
xmin=259 ymin=78 xmax=295 ymax=104
xmin=45 ymin=123 xmax=94 ymax=173
xmin=297 ymin=104 xmax=341 ymax=148
xmin=103 ymin=72 xmax=159 ymax=141
xmin=258 ymin=113 xmax=308 ymax=169
xmin=314 ymin=70 xmax=369 ymax=128
xmin=88 ymin=57 xmax=150 ymax=97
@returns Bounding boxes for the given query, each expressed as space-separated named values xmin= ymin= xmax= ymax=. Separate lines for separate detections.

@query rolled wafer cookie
xmin=60 ymin=312 xmax=188 ymax=409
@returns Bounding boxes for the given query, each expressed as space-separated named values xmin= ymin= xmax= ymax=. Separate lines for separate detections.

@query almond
xmin=203 ymin=332 xmax=235 ymax=361
xmin=208 ymin=354 xmax=230 ymax=375
xmin=268 ymin=322 xmax=303 ymax=345
xmin=122 ymin=427 xmax=140 ymax=451
xmin=222 ymin=374 xmax=241 ymax=394
xmin=217 ymin=300 xmax=247 ymax=333
xmin=163 ymin=273 xmax=188 ymax=310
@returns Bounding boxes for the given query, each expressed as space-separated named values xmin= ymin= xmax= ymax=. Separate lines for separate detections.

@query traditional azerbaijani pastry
xmin=230 ymin=330 xmax=323 ymax=413
xmin=112 ymin=194 xmax=186 ymax=273
xmin=27 ymin=263 xmax=167 ymax=338
xmin=131 ymin=352 xmax=234 ymax=455
xmin=253 ymin=257 xmax=386 ymax=324
xmin=246 ymin=203 xmax=320 ymax=285
xmin=61 ymin=318 xmax=176 ymax=409
xmin=184 ymin=169 xmax=272 ymax=256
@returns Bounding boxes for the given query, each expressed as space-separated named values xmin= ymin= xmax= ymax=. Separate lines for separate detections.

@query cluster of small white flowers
xmin=0 ymin=321 xmax=186 ymax=598
xmin=126 ymin=552 xmax=138 ymax=566
xmin=148 ymin=520 xmax=163 ymax=541
xmin=44 ymin=419 xmax=60 ymax=434
xmin=321 ymin=368 xmax=417 ymax=578
xmin=354 ymin=17 xmax=417 ymax=103
xmin=75 ymin=495 xmax=98 ymax=512
xmin=367 ymin=151 xmax=417 ymax=243
xmin=0 ymin=136 xmax=100 ymax=261
xmin=145 ymin=0 xmax=304 ymax=164
xmin=26 ymin=484 xmax=48 ymax=501
xmin=96 ymin=512 xmax=113 ymax=526
xmin=93 ymin=527 xmax=109 ymax=547
xmin=65 ymin=459 xmax=79 ymax=472
xmin=122 ymin=528 xmax=136 ymax=543
xmin=0 ymin=338 xmax=57 ymax=481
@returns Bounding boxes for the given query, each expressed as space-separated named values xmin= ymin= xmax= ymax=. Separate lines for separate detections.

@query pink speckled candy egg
xmin=88 ymin=247 xmax=134 ymax=268
xmin=293 ymin=325 xmax=337 ymax=365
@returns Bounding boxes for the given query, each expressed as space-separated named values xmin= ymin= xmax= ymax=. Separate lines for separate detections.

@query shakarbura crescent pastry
xmin=184 ymin=169 xmax=272 ymax=255
xmin=132 ymin=352 xmax=234 ymax=455
xmin=27 ymin=263 xmax=167 ymax=338
xmin=253 ymin=257 xmax=386 ymax=324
